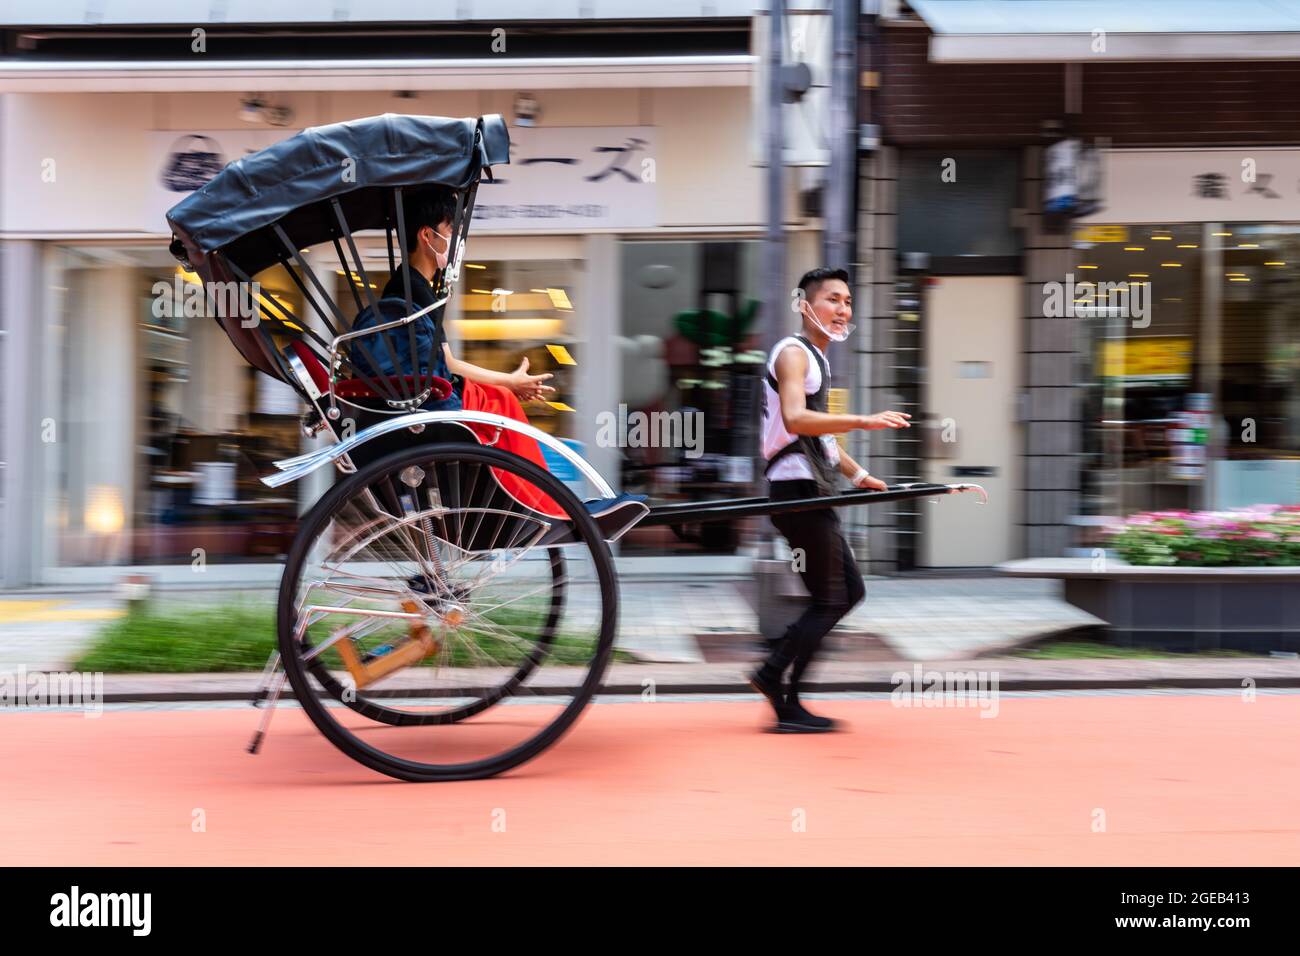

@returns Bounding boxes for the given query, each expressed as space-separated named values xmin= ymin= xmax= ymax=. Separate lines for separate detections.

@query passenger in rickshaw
xmin=380 ymin=188 xmax=555 ymax=412
xmin=347 ymin=186 xmax=563 ymax=516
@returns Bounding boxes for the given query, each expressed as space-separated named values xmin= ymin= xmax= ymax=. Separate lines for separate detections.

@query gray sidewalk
xmin=4 ymin=578 xmax=1296 ymax=703
xmin=0 ymin=576 xmax=1100 ymax=671
xmin=615 ymin=575 xmax=1102 ymax=662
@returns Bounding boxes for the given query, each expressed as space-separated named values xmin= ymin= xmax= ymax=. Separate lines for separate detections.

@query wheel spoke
xmin=278 ymin=442 xmax=614 ymax=780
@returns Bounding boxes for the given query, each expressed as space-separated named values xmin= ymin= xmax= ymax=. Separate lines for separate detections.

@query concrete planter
xmin=997 ymin=558 xmax=1300 ymax=654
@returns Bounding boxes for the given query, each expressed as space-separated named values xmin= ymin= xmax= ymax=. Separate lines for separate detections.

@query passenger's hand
xmin=860 ymin=410 xmax=911 ymax=430
xmin=509 ymin=357 xmax=555 ymax=402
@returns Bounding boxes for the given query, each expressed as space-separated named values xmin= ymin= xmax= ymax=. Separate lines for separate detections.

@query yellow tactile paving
xmin=0 ymin=600 xmax=124 ymax=624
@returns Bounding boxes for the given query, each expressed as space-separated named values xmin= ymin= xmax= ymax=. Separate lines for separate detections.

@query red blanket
xmin=460 ymin=379 xmax=564 ymax=518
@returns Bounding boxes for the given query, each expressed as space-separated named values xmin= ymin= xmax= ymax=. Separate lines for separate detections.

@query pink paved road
xmin=3 ymin=694 xmax=1298 ymax=865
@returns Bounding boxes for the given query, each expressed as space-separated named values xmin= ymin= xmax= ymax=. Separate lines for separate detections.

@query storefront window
xmin=1076 ymin=223 xmax=1203 ymax=516
xmin=52 ymin=245 xmax=303 ymax=566
xmin=615 ymin=239 xmax=765 ymax=555
xmin=1216 ymin=224 xmax=1300 ymax=504
xmin=1076 ymin=223 xmax=1300 ymax=518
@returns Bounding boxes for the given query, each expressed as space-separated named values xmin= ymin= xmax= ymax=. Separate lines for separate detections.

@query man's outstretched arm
xmin=774 ymin=346 xmax=911 ymax=437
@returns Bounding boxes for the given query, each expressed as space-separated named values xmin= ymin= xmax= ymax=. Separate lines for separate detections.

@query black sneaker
xmin=775 ymin=698 xmax=839 ymax=733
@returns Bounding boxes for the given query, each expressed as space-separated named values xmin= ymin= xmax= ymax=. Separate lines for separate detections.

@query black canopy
xmin=166 ymin=112 xmax=509 ymax=278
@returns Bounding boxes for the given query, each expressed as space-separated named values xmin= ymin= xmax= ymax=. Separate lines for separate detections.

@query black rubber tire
xmin=276 ymin=441 xmax=618 ymax=782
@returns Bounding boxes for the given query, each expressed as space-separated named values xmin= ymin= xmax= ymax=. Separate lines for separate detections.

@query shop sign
xmin=151 ymin=125 xmax=657 ymax=234
xmin=472 ymin=126 xmax=657 ymax=230
xmin=1073 ymin=224 xmax=1128 ymax=244
xmin=1077 ymin=149 xmax=1300 ymax=224
xmin=1099 ymin=337 xmax=1192 ymax=381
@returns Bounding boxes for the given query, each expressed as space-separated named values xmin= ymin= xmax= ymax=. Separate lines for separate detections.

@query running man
xmin=749 ymin=267 xmax=911 ymax=733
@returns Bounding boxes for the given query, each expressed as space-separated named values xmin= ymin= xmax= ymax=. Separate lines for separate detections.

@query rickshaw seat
xmin=289 ymin=340 xmax=452 ymax=404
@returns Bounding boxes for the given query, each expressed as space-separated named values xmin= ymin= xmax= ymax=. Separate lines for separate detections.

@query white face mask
xmin=801 ymin=300 xmax=855 ymax=343
xmin=427 ymin=228 xmax=451 ymax=271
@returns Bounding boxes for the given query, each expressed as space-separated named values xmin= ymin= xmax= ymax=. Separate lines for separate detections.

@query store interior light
xmin=1160 ymin=262 xmax=1182 ymax=267
xmin=1229 ymin=277 xmax=1250 ymax=282
xmin=1238 ymin=243 xmax=1260 ymax=249
xmin=1264 ymin=261 xmax=1286 ymax=266
xmin=464 ymin=263 xmax=486 ymax=270
xmin=449 ymin=318 xmax=563 ymax=340
xmin=1124 ymin=247 xmax=1146 ymax=252
xmin=1128 ymin=273 xmax=1150 ymax=278
xmin=1212 ymin=231 xmax=1232 ymax=237
xmin=1226 ymin=273 xmax=1246 ymax=277
xmin=1150 ymin=234 xmax=1173 ymax=240
xmin=1077 ymin=264 xmax=1098 ymax=270
xmin=1176 ymin=244 xmax=1199 ymax=249
xmin=85 ymin=485 xmax=125 ymax=536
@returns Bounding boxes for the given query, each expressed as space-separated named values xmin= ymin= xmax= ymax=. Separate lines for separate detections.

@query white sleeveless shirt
xmin=761 ymin=336 xmax=841 ymax=482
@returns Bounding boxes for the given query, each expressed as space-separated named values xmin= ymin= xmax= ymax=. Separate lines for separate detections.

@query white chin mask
xmin=802 ymin=302 xmax=855 ymax=342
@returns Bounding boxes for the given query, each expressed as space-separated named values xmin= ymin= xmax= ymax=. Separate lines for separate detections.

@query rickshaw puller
xmin=749 ymin=267 xmax=911 ymax=733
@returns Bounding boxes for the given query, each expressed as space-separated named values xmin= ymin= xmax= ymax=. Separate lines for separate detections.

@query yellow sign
xmin=1099 ymin=337 xmax=1192 ymax=378
xmin=1074 ymin=224 xmax=1129 ymax=244
xmin=546 ymin=344 xmax=577 ymax=366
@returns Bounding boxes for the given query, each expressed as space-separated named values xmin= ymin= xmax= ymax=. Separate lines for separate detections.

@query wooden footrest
xmin=334 ymin=601 xmax=439 ymax=690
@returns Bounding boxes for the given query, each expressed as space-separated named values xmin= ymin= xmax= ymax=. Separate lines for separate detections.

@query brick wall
xmin=874 ymin=26 xmax=1300 ymax=148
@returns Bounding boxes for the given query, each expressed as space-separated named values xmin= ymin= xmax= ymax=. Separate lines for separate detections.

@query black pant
xmin=761 ymin=479 xmax=866 ymax=690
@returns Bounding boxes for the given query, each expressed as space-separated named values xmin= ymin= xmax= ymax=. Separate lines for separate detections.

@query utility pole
xmin=824 ymin=0 xmax=858 ymax=384
xmin=762 ymin=0 xmax=787 ymax=362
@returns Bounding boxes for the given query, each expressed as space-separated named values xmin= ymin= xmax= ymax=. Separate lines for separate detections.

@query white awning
xmin=909 ymin=0 xmax=1300 ymax=61
xmin=0 ymin=55 xmax=753 ymax=93
xmin=0 ymin=0 xmax=760 ymax=25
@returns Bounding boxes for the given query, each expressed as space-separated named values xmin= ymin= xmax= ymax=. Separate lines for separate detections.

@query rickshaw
xmin=166 ymin=113 xmax=985 ymax=782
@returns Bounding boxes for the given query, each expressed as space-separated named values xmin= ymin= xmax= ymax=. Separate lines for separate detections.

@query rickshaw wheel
xmin=276 ymin=442 xmax=618 ymax=782
xmin=306 ymin=547 xmax=565 ymax=727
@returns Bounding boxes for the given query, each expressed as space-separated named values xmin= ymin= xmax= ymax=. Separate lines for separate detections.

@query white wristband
xmin=851 ymin=467 xmax=869 ymax=484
